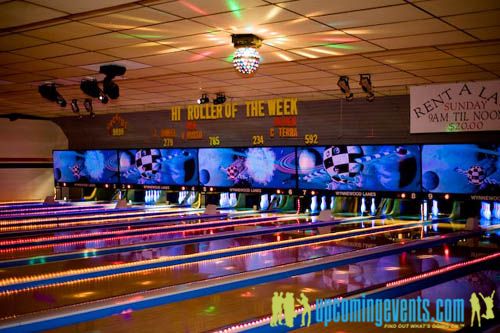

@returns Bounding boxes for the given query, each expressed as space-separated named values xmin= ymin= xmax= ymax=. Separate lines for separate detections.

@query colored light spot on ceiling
xmin=274 ymin=52 xmax=293 ymax=61
xmin=292 ymin=50 xmax=318 ymax=59
xmin=240 ymin=291 xmax=254 ymax=297
xmin=306 ymin=47 xmax=341 ymax=56
xmin=73 ymin=291 xmax=95 ymax=298
xmin=265 ymin=7 xmax=282 ymax=21
xmin=128 ymin=34 xmax=165 ymax=39
xmin=180 ymin=0 xmax=208 ymax=15
xmin=224 ymin=54 xmax=234 ymax=63
xmin=226 ymin=0 xmax=242 ymax=18
xmin=325 ymin=43 xmax=355 ymax=50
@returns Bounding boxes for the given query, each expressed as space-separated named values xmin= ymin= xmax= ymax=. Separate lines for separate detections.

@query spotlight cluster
xmin=337 ymin=74 xmax=375 ymax=102
xmin=197 ymin=93 xmax=227 ymax=105
xmin=38 ymin=64 xmax=126 ymax=118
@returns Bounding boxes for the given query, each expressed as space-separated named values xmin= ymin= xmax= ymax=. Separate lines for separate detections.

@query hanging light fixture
xmin=359 ymin=74 xmax=375 ymax=102
xmin=337 ymin=76 xmax=353 ymax=101
xmin=231 ymin=34 xmax=263 ymax=75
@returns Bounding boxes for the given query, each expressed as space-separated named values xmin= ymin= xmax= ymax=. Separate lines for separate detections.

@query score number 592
xmin=304 ymin=134 xmax=318 ymax=145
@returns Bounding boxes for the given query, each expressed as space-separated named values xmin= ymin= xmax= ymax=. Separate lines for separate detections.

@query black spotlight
xmin=38 ymin=82 xmax=66 ymax=107
xmin=80 ymin=78 xmax=108 ymax=104
xmin=83 ymin=98 xmax=93 ymax=113
xmin=213 ymin=93 xmax=226 ymax=105
xmin=197 ymin=93 xmax=209 ymax=104
xmin=100 ymin=64 xmax=126 ymax=100
xmin=359 ymin=74 xmax=375 ymax=102
xmin=337 ymin=76 xmax=353 ymax=102
xmin=70 ymin=99 xmax=80 ymax=113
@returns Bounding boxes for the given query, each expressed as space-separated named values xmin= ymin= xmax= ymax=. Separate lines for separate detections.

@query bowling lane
xmin=0 ymin=217 xmax=419 ymax=277
xmin=43 ymin=238 xmax=497 ymax=333
xmin=0 ymin=213 xmax=281 ymax=260
xmin=0 ymin=225 xmax=425 ymax=317
xmin=0 ymin=215 xmax=302 ymax=262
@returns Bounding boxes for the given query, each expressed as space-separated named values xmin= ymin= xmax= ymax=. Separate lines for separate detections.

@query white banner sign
xmin=410 ymin=80 xmax=500 ymax=133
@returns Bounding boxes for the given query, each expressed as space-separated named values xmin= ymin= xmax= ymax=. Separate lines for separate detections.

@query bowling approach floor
xmin=0 ymin=201 xmax=498 ymax=332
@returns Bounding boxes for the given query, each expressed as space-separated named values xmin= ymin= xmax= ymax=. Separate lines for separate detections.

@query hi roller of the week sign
xmin=410 ymin=80 xmax=500 ymax=133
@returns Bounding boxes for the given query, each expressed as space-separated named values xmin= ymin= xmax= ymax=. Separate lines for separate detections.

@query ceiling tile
xmin=80 ymin=59 xmax=151 ymax=72
xmin=2 ymin=72 xmax=55 ymax=83
xmin=443 ymin=10 xmax=500 ymax=29
xmin=27 ymin=0 xmax=138 ymax=14
xmin=256 ymin=19 xmax=331 ymax=39
xmin=0 ymin=53 xmax=34 ymax=65
xmin=371 ymin=31 xmax=476 ymax=49
xmin=5 ymin=60 xmax=66 ymax=72
xmin=13 ymin=44 xmax=84 ymax=59
xmin=277 ymin=0 xmax=403 ymax=17
xmin=0 ymin=1 xmax=66 ymax=29
xmin=426 ymin=71 xmax=497 ymax=82
xmin=131 ymin=50 xmax=198 ymax=66
xmin=373 ymin=77 xmax=430 ymax=86
xmin=394 ymin=58 xmax=467 ymax=70
xmin=163 ymin=59 xmax=230 ymax=72
xmin=152 ymin=0 xmax=266 ymax=18
xmin=462 ymin=54 xmax=500 ymax=64
xmin=315 ymin=4 xmax=431 ymax=29
xmin=414 ymin=0 xmax=500 ymax=17
xmin=409 ymin=65 xmax=483 ymax=76
xmin=36 ymin=67 xmax=96 ymax=78
xmin=62 ymin=33 xmax=145 ymax=51
xmin=264 ymin=31 xmax=360 ymax=49
xmin=371 ymin=50 xmax=452 ymax=64
xmin=82 ymin=7 xmax=180 ymax=30
xmin=466 ymin=26 xmax=500 ymax=40
xmin=344 ymin=19 xmax=454 ymax=40
xmin=99 ymin=42 xmax=176 ymax=58
xmin=23 ymin=22 xmax=111 ymax=42
xmin=442 ymin=43 xmax=500 ymax=57
xmin=0 ymin=34 xmax=48 ymax=52
xmin=192 ymin=5 xmax=300 ymax=30
xmin=157 ymin=31 xmax=231 ymax=51
xmin=48 ymin=52 xmax=119 ymax=66
xmin=123 ymin=20 xmax=214 ymax=40
xmin=123 ymin=67 xmax=177 ymax=79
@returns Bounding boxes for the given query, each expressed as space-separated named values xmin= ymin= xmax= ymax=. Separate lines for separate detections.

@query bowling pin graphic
xmin=480 ymin=202 xmax=486 ymax=219
xmin=330 ymin=196 xmax=335 ymax=210
xmin=484 ymin=202 xmax=492 ymax=220
xmin=260 ymin=194 xmax=269 ymax=211
xmin=494 ymin=202 xmax=500 ymax=220
xmin=229 ymin=193 xmax=237 ymax=207
xmin=423 ymin=200 xmax=428 ymax=220
xmin=310 ymin=195 xmax=318 ymax=213
xmin=370 ymin=198 xmax=376 ymax=216
xmin=361 ymin=197 xmax=366 ymax=216
xmin=320 ymin=196 xmax=327 ymax=211
xmin=219 ymin=193 xmax=225 ymax=208
xmin=270 ymin=194 xmax=277 ymax=209
xmin=432 ymin=200 xmax=439 ymax=219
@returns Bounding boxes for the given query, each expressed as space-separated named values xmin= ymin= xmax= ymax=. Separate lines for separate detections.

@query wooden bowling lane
xmin=0 ymin=213 xmax=280 ymax=260
xmin=42 ymin=243 xmax=488 ymax=333
xmin=0 ymin=227 xmax=424 ymax=318
xmin=0 ymin=217 xmax=416 ymax=279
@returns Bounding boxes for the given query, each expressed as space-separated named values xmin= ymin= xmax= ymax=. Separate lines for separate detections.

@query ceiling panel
xmin=394 ymin=58 xmax=468 ymax=71
xmin=0 ymin=1 xmax=66 ymax=29
xmin=344 ymin=19 xmax=453 ymax=40
xmin=131 ymin=50 xmax=199 ymax=66
xmin=466 ymin=26 xmax=500 ymax=40
xmin=13 ymin=43 xmax=84 ymax=59
xmin=264 ymin=31 xmax=360 ymax=49
xmin=62 ymin=33 xmax=145 ymax=51
xmin=163 ymin=59 xmax=230 ymax=72
xmin=413 ymin=0 xmax=500 ymax=17
xmin=0 ymin=34 xmax=48 ymax=52
xmin=442 ymin=10 xmax=500 ymax=29
xmin=123 ymin=20 xmax=215 ymax=40
xmin=192 ymin=5 xmax=300 ymax=30
xmin=371 ymin=31 xmax=475 ymax=49
xmin=98 ymin=42 xmax=176 ymax=58
xmin=22 ymin=22 xmax=111 ymax=42
xmin=48 ymin=52 xmax=119 ymax=66
xmin=277 ymin=0 xmax=403 ymax=17
xmin=158 ymin=31 xmax=231 ymax=50
xmin=152 ymin=0 xmax=266 ymax=19
xmin=82 ymin=7 xmax=180 ymax=30
xmin=426 ymin=71 xmax=497 ymax=82
xmin=314 ymin=4 xmax=431 ymax=29
xmin=409 ymin=64 xmax=483 ymax=76
xmin=5 ymin=60 xmax=66 ymax=72
xmin=27 ymin=0 xmax=138 ymax=14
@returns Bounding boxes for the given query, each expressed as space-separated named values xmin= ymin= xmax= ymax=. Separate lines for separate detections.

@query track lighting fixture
xmin=359 ymin=74 xmax=375 ymax=102
xmin=213 ymin=93 xmax=226 ymax=105
xmin=100 ymin=64 xmax=126 ymax=100
xmin=337 ymin=76 xmax=353 ymax=102
xmin=38 ymin=82 xmax=66 ymax=107
xmin=80 ymin=78 xmax=108 ymax=104
xmin=197 ymin=93 xmax=209 ymax=104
